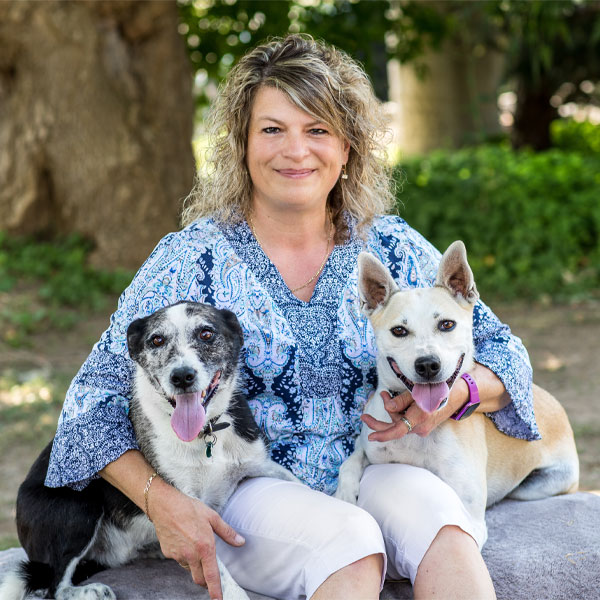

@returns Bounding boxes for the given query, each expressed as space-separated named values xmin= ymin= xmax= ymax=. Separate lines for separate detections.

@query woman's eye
xmin=438 ymin=320 xmax=456 ymax=332
xmin=151 ymin=335 xmax=165 ymax=347
xmin=199 ymin=329 xmax=214 ymax=341
xmin=391 ymin=326 xmax=408 ymax=338
xmin=263 ymin=127 xmax=280 ymax=134
xmin=309 ymin=128 xmax=328 ymax=135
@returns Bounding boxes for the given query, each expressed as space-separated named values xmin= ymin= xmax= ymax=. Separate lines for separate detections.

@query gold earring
xmin=341 ymin=164 xmax=348 ymax=180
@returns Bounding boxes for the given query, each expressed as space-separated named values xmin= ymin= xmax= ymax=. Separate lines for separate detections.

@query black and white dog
xmin=3 ymin=301 xmax=295 ymax=600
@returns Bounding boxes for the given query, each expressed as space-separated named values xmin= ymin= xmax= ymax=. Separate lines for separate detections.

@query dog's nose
xmin=414 ymin=355 xmax=441 ymax=380
xmin=170 ymin=367 xmax=197 ymax=389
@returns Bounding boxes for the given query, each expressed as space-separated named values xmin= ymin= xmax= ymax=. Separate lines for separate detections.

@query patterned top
xmin=46 ymin=215 xmax=539 ymax=495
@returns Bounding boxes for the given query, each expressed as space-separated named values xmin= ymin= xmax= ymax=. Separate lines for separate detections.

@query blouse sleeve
xmin=372 ymin=216 xmax=540 ymax=441
xmin=45 ymin=229 xmax=205 ymax=490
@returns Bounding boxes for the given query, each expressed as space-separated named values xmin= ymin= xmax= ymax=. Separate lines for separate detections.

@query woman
xmin=46 ymin=35 xmax=538 ymax=599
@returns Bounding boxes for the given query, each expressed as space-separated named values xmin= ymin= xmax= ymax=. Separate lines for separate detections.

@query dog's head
xmin=358 ymin=241 xmax=479 ymax=413
xmin=127 ymin=301 xmax=243 ymax=442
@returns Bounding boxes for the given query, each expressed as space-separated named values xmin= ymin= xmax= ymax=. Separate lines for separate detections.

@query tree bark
xmin=387 ymin=40 xmax=505 ymax=156
xmin=0 ymin=0 xmax=195 ymax=269
xmin=511 ymin=82 xmax=558 ymax=151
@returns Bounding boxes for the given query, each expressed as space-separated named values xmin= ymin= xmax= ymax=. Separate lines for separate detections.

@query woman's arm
xmin=365 ymin=218 xmax=538 ymax=442
xmin=46 ymin=229 xmax=205 ymax=490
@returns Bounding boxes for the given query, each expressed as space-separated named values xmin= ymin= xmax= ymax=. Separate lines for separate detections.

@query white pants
xmin=216 ymin=464 xmax=477 ymax=599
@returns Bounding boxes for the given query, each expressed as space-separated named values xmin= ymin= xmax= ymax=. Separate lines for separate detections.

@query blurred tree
xmin=388 ymin=0 xmax=600 ymax=150
xmin=179 ymin=0 xmax=600 ymax=151
xmin=177 ymin=0 xmax=391 ymax=110
xmin=0 ymin=0 xmax=195 ymax=269
xmin=503 ymin=0 xmax=600 ymax=150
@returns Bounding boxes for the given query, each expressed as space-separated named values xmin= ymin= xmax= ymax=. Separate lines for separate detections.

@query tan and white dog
xmin=335 ymin=241 xmax=579 ymax=546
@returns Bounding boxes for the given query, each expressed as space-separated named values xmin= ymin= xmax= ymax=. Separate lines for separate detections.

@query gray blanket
xmin=1 ymin=492 xmax=598 ymax=599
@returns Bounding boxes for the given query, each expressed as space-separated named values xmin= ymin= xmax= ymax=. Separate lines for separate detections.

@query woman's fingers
xmin=151 ymin=484 xmax=246 ymax=600
xmin=380 ymin=390 xmax=413 ymax=414
xmin=363 ymin=389 xmax=446 ymax=441
xmin=362 ymin=413 xmax=413 ymax=442
xmin=210 ymin=512 xmax=246 ymax=547
xmin=192 ymin=551 xmax=221 ymax=600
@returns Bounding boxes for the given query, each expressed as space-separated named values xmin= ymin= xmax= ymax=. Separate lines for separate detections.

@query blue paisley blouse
xmin=46 ymin=215 xmax=539 ymax=495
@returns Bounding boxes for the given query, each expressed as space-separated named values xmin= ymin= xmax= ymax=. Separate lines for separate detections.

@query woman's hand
xmin=100 ymin=449 xmax=245 ymax=600
xmin=362 ymin=388 xmax=459 ymax=442
xmin=149 ymin=479 xmax=245 ymax=600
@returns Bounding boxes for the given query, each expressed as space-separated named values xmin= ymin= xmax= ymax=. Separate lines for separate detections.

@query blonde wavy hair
xmin=181 ymin=34 xmax=395 ymax=242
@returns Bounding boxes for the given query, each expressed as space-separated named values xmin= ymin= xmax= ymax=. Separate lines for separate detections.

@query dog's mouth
xmin=168 ymin=370 xmax=221 ymax=442
xmin=386 ymin=354 xmax=465 ymax=413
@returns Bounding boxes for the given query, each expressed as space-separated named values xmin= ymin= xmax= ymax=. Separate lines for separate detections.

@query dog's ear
xmin=127 ymin=317 xmax=147 ymax=361
xmin=218 ymin=308 xmax=244 ymax=355
xmin=357 ymin=252 xmax=399 ymax=316
xmin=435 ymin=241 xmax=479 ymax=306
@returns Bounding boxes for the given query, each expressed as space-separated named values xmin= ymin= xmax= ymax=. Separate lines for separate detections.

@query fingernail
xmin=235 ymin=534 xmax=245 ymax=544
xmin=387 ymin=400 xmax=397 ymax=410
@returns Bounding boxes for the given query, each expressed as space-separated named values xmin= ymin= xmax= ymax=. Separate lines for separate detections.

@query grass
xmin=0 ymin=232 xmax=131 ymax=550
xmin=0 ymin=371 xmax=70 ymax=551
xmin=0 ymin=232 xmax=133 ymax=348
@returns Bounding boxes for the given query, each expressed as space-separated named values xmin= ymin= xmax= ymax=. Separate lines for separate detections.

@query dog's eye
xmin=199 ymin=329 xmax=214 ymax=341
xmin=151 ymin=335 xmax=165 ymax=347
xmin=438 ymin=320 xmax=456 ymax=332
xmin=390 ymin=326 xmax=408 ymax=338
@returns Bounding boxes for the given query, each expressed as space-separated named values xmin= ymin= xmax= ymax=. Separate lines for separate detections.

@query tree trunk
xmin=0 ymin=0 xmax=195 ymax=269
xmin=512 ymin=81 xmax=559 ymax=151
xmin=387 ymin=40 xmax=505 ymax=156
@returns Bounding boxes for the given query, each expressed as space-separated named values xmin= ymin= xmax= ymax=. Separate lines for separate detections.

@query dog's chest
xmin=361 ymin=391 xmax=462 ymax=474
xmin=362 ymin=425 xmax=458 ymax=472
xmin=149 ymin=432 xmax=267 ymax=508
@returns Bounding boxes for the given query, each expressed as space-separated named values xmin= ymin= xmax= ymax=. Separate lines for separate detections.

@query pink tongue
xmin=411 ymin=382 xmax=450 ymax=413
xmin=171 ymin=392 xmax=206 ymax=442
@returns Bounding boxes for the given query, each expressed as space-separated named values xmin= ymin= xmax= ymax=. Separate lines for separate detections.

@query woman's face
xmin=246 ymin=86 xmax=350 ymax=214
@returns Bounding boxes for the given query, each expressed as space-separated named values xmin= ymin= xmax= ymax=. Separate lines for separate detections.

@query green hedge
xmin=395 ymin=128 xmax=600 ymax=301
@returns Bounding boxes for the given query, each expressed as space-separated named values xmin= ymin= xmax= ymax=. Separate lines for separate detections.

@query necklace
xmin=248 ymin=212 xmax=334 ymax=294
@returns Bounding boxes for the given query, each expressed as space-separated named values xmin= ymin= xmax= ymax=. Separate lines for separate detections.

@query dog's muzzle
xmin=387 ymin=354 xmax=465 ymax=413
xmin=168 ymin=370 xmax=221 ymax=442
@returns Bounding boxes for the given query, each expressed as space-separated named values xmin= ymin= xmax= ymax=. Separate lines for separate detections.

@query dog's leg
xmin=217 ymin=556 xmax=250 ymax=600
xmin=334 ymin=438 xmax=369 ymax=504
xmin=247 ymin=460 xmax=300 ymax=483
xmin=55 ymin=560 xmax=116 ymax=600
xmin=54 ymin=520 xmax=116 ymax=600
xmin=508 ymin=460 xmax=579 ymax=501
xmin=0 ymin=568 xmax=28 ymax=600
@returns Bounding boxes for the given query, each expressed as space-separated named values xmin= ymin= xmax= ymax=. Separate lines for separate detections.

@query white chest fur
xmin=148 ymin=425 xmax=269 ymax=510
xmin=361 ymin=388 xmax=464 ymax=477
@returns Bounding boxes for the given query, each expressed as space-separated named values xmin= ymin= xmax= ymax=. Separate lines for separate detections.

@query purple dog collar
xmin=451 ymin=372 xmax=480 ymax=421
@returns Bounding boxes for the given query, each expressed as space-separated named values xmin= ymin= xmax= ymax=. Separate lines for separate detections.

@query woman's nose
xmin=282 ymin=131 xmax=310 ymax=161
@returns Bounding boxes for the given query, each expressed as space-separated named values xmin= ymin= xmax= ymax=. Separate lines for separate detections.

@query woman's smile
xmin=276 ymin=168 xmax=316 ymax=178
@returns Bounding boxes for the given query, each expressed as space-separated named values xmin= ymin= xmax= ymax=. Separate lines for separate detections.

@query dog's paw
xmin=218 ymin=557 xmax=250 ymax=600
xmin=56 ymin=582 xmax=117 ymax=600
xmin=221 ymin=577 xmax=251 ymax=600
xmin=334 ymin=481 xmax=359 ymax=504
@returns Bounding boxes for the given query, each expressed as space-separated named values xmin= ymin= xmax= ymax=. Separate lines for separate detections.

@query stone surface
xmin=1 ymin=493 xmax=598 ymax=599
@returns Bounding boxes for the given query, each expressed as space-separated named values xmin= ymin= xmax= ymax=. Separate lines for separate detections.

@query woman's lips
xmin=276 ymin=168 xmax=315 ymax=178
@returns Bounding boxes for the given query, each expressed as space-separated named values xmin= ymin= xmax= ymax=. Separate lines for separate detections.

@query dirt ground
xmin=0 ymin=299 xmax=598 ymax=549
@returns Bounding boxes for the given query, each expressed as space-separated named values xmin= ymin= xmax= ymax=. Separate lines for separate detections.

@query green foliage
xmin=395 ymin=138 xmax=600 ymax=301
xmin=0 ymin=234 xmax=133 ymax=346
xmin=551 ymin=119 xmax=600 ymax=155
xmin=177 ymin=0 xmax=600 ymax=149
xmin=500 ymin=0 xmax=600 ymax=87
xmin=177 ymin=0 xmax=391 ymax=107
